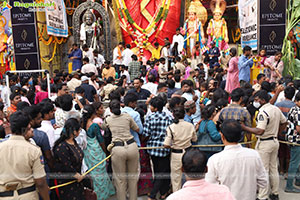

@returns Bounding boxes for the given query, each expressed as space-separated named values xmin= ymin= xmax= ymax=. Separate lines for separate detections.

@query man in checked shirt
xmin=143 ymin=97 xmax=173 ymax=200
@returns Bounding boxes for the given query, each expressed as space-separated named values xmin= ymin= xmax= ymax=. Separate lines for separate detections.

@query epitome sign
xmin=259 ymin=0 xmax=286 ymax=55
xmin=9 ymin=0 xmax=40 ymax=70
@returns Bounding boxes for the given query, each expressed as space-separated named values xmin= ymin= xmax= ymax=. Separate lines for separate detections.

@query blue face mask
xmin=28 ymin=80 xmax=33 ymax=86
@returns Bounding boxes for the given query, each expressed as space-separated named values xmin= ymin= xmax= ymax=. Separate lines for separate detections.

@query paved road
xmin=108 ymin=176 xmax=300 ymax=200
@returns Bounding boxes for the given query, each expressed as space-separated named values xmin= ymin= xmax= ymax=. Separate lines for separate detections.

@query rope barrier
xmin=49 ymin=155 xmax=111 ymax=190
xmin=48 ymin=139 xmax=300 ymax=190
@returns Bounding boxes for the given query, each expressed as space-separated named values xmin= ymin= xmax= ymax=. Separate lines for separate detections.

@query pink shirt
xmin=34 ymin=91 xmax=48 ymax=104
xmin=167 ymin=179 xmax=235 ymax=200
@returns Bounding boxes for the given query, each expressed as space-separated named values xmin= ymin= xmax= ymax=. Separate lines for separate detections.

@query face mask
xmin=253 ymin=101 xmax=261 ymax=109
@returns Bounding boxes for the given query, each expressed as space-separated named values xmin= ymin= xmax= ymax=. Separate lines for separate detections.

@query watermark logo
xmin=1 ymin=1 xmax=55 ymax=12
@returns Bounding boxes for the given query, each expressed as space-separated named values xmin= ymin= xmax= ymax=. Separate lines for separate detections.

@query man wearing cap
xmin=184 ymin=100 xmax=196 ymax=124
xmin=67 ymin=71 xmax=81 ymax=92
xmin=80 ymin=76 xmax=97 ymax=102
xmin=208 ymin=41 xmax=220 ymax=68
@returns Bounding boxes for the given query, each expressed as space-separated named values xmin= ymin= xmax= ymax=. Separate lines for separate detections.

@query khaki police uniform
xmin=0 ymin=135 xmax=46 ymax=200
xmin=164 ymin=119 xmax=197 ymax=192
xmin=255 ymin=103 xmax=287 ymax=199
xmin=103 ymin=113 xmax=139 ymax=200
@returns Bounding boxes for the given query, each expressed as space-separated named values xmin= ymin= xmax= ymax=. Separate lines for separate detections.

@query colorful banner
xmin=45 ymin=0 xmax=68 ymax=37
xmin=238 ymin=0 xmax=258 ymax=50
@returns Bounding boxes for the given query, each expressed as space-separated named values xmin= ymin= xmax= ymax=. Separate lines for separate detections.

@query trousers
xmin=256 ymin=139 xmax=280 ymax=199
xmin=111 ymin=142 xmax=139 ymax=200
xmin=286 ymin=145 xmax=300 ymax=189
xmin=149 ymin=155 xmax=170 ymax=198
xmin=170 ymin=152 xmax=184 ymax=192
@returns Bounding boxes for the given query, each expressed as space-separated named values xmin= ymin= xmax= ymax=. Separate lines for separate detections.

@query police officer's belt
xmin=0 ymin=185 xmax=36 ymax=197
xmin=171 ymin=146 xmax=192 ymax=153
xmin=113 ymin=138 xmax=135 ymax=147
xmin=260 ymin=137 xmax=277 ymax=141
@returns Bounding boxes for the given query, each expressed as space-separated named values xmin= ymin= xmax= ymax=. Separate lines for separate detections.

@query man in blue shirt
xmin=208 ymin=41 xmax=220 ymax=68
xmin=68 ymin=43 xmax=83 ymax=71
xmin=121 ymin=92 xmax=143 ymax=147
xmin=238 ymin=46 xmax=254 ymax=87
xmin=184 ymin=100 xmax=196 ymax=124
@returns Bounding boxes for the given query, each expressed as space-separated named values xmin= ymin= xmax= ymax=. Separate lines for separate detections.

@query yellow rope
xmin=48 ymin=139 xmax=300 ymax=190
xmin=50 ymin=155 xmax=112 ymax=190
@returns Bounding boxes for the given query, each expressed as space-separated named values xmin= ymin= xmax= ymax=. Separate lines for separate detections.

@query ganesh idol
xmin=207 ymin=0 xmax=229 ymax=54
xmin=183 ymin=1 xmax=207 ymax=57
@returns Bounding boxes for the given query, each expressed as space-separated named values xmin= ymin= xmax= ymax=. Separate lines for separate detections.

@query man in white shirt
xmin=171 ymin=28 xmax=184 ymax=54
xmin=81 ymin=57 xmax=98 ymax=75
xmin=206 ymin=119 xmax=268 ymax=200
xmin=82 ymin=44 xmax=95 ymax=64
xmin=113 ymin=42 xmax=124 ymax=65
xmin=120 ymin=65 xmax=131 ymax=84
xmin=38 ymin=102 xmax=56 ymax=149
xmin=142 ymin=74 xmax=157 ymax=95
xmin=93 ymin=49 xmax=105 ymax=69
xmin=122 ymin=44 xmax=133 ymax=67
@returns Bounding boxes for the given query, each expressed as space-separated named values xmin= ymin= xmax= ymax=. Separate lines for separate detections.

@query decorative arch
xmin=72 ymin=0 xmax=112 ymax=61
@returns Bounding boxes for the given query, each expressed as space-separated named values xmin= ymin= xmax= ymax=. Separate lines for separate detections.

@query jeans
xmin=286 ymin=145 xmax=300 ymax=189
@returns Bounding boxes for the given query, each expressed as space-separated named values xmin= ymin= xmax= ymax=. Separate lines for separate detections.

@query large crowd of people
xmin=0 ymin=37 xmax=300 ymax=200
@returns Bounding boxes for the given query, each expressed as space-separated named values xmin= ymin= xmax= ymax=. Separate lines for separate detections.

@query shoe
xmin=269 ymin=194 xmax=279 ymax=200
xmin=284 ymin=187 xmax=300 ymax=193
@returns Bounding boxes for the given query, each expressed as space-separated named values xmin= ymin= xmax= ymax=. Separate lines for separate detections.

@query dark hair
xmin=75 ymin=86 xmax=85 ymax=94
xmin=257 ymin=73 xmax=266 ymax=81
xmin=109 ymin=90 xmax=121 ymax=101
xmin=131 ymin=54 xmax=138 ymax=61
xmin=182 ymin=149 xmax=207 ymax=178
xmin=17 ymin=101 xmax=30 ymax=111
xmin=109 ymin=100 xmax=121 ymax=115
xmin=220 ymin=119 xmax=242 ymax=142
xmin=124 ymin=92 xmax=138 ymax=106
xmin=81 ymin=105 xmax=96 ymax=131
xmin=39 ymin=102 xmax=54 ymax=118
xmin=23 ymin=105 xmax=41 ymax=120
xmin=261 ymin=81 xmax=271 ymax=92
xmin=181 ymin=80 xmax=193 ymax=88
xmin=173 ymin=106 xmax=185 ymax=124
xmin=41 ymin=81 xmax=48 ymax=92
xmin=56 ymin=83 xmax=67 ymax=92
xmin=82 ymin=57 xmax=89 ymax=63
xmin=169 ymin=97 xmax=181 ymax=111
xmin=284 ymin=86 xmax=295 ymax=100
xmin=20 ymin=77 xmax=29 ymax=87
xmin=174 ymin=74 xmax=181 ymax=82
xmin=0 ymin=102 xmax=4 ymax=111
xmin=295 ymin=92 xmax=300 ymax=101
xmin=106 ymin=76 xmax=115 ymax=84
xmin=56 ymin=94 xmax=73 ymax=111
xmin=10 ymin=111 xmax=31 ymax=135
xmin=92 ymin=102 xmax=102 ymax=110
xmin=202 ymin=105 xmax=216 ymax=120
xmin=157 ymin=82 xmax=167 ymax=91
xmin=230 ymin=48 xmax=237 ymax=56
xmin=150 ymin=97 xmax=164 ymax=112
xmin=159 ymin=57 xmax=166 ymax=62
xmin=254 ymin=90 xmax=270 ymax=102
xmin=10 ymin=92 xmax=20 ymax=101
xmin=275 ymin=51 xmax=282 ymax=56
xmin=243 ymin=45 xmax=252 ymax=53
xmin=148 ymin=74 xmax=156 ymax=83
xmin=231 ymin=88 xmax=244 ymax=102
xmin=82 ymin=44 xmax=88 ymax=49
xmin=167 ymin=79 xmax=175 ymax=89
xmin=54 ymin=118 xmax=81 ymax=148
xmin=215 ymin=98 xmax=228 ymax=111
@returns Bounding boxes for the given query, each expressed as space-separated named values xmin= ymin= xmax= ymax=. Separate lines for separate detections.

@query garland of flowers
xmin=117 ymin=0 xmax=168 ymax=34
xmin=115 ymin=0 xmax=171 ymax=57
xmin=40 ymin=42 xmax=57 ymax=63
xmin=65 ymin=0 xmax=79 ymax=15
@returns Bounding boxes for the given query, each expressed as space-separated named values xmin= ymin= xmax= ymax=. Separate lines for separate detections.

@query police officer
xmin=242 ymin=90 xmax=287 ymax=200
xmin=0 ymin=111 xmax=49 ymax=200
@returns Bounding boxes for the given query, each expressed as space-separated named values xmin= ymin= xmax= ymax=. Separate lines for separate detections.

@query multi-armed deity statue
xmin=80 ymin=9 xmax=101 ymax=50
xmin=183 ymin=0 xmax=207 ymax=57
xmin=207 ymin=0 xmax=229 ymax=53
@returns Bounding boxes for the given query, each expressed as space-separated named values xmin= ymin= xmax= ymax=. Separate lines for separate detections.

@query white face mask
xmin=253 ymin=101 xmax=261 ymax=109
